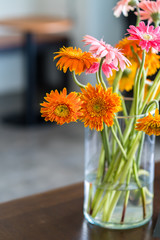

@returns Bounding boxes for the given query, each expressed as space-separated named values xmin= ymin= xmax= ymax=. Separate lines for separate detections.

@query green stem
xmin=72 ymin=71 xmax=86 ymax=89
xmin=141 ymin=188 xmax=146 ymax=219
xmin=91 ymin=188 xmax=103 ymax=211
xmin=90 ymin=128 xmax=144 ymax=222
xmin=136 ymin=6 xmax=140 ymax=26
xmin=136 ymin=133 xmax=145 ymax=168
xmin=114 ymin=117 xmax=124 ymax=145
xmin=111 ymin=124 xmax=116 ymax=159
xmin=96 ymin=146 xmax=105 ymax=184
xmin=113 ymin=70 xmax=122 ymax=93
xmin=131 ymin=46 xmax=141 ymax=64
xmin=133 ymin=161 xmax=146 ymax=219
xmin=96 ymin=71 xmax=101 ymax=84
xmin=139 ymin=69 xmax=147 ymax=108
xmin=139 ymin=70 xmax=160 ymax=114
xmin=155 ymin=91 xmax=160 ymax=101
xmin=103 ymin=153 xmax=122 ymax=183
xmin=129 ymin=97 xmax=135 ymax=116
xmin=123 ymin=99 xmax=156 ymax=150
xmin=102 ymin=192 xmax=111 ymax=221
xmin=91 ymin=155 xmax=123 ymax=215
xmin=98 ymin=58 xmax=107 ymax=90
xmin=123 ymin=120 xmax=134 ymax=145
xmin=134 ymin=50 xmax=146 ymax=116
xmin=111 ymin=126 xmax=127 ymax=159
xmin=119 ymin=132 xmax=142 ymax=184
xmin=143 ymin=100 xmax=159 ymax=114
xmin=121 ymin=190 xmax=130 ymax=224
xmin=104 ymin=134 xmax=142 ymax=221
xmin=106 ymin=122 xmax=141 ymax=185
xmin=121 ymin=168 xmax=132 ymax=224
xmin=87 ymin=183 xmax=93 ymax=214
xmin=120 ymin=95 xmax=128 ymax=118
xmin=101 ymin=124 xmax=111 ymax=165
xmin=92 ymin=191 xmax=109 ymax=218
xmin=148 ymin=79 xmax=160 ymax=103
xmin=105 ymin=191 xmax=122 ymax=221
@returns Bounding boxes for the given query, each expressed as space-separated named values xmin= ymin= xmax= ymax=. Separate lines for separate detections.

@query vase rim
xmin=116 ymin=97 xmax=156 ymax=119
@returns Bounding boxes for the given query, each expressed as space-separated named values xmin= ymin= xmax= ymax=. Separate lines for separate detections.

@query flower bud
xmin=151 ymin=12 xmax=160 ymax=24
xmin=128 ymin=0 xmax=139 ymax=7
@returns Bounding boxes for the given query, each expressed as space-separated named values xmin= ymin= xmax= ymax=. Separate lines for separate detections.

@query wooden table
xmin=0 ymin=162 xmax=159 ymax=240
xmin=0 ymin=17 xmax=73 ymax=34
xmin=0 ymin=16 xmax=72 ymax=125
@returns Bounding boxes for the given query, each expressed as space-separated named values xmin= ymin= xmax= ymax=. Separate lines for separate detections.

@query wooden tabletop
xmin=0 ymin=163 xmax=159 ymax=240
xmin=0 ymin=16 xmax=73 ymax=34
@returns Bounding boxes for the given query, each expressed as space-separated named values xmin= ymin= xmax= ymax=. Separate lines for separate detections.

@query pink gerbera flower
xmin=83 ymin=35 xmax=130 ymax=73
xmin=86 ymin=61 xmax=118 ymax=78
xmin=127 ymin=21 xmax=160 ymax=52
xmin=113 ymin=0 xmax=136 ymax=17
xmin=138 ymin=0 xmax=160 ymax=24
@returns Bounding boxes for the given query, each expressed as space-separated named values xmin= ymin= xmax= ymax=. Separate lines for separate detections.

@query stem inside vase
xmin=84 ymin=99 xmax=155 ymax=229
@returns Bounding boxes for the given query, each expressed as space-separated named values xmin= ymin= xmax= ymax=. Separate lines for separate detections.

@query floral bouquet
xmin=40 ymin=0 xmax=160 ymax=229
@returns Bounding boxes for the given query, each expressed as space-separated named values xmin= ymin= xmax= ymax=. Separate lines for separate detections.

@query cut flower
xmin=127 ymin=21 xmax=160 ymax=52
xmin=116 ymin=37 xmax=160 ymax=76
xmin=135 ymin=108 xmax=160 ymax=135
xmin=86 ymin=61 xmax=118 ymax=77
xmin=40 ymin=88 xmax=81 ymax=125
xmin=83 ymin=35 xmax=130 ymax=71
xmin=113 ymin=0 xmax=136 ymax=17
xmin=116 ymin=37 xmax=141 ymax=60
xmin=145 ymin=51 xmax=160 ymax=76
xmin=138 ymin=0 xmax=160 ymax=24
xmin=79 ymin=83 xmax=121 ymax=131
xmin=54 ymin=46 xmax=97 ymax=75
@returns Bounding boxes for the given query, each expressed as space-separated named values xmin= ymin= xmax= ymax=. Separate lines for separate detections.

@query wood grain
xmin=0 ymin=164 xmax=159 ymax=240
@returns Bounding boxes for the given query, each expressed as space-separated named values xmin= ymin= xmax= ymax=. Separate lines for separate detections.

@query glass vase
xmin=83 ymin=109 xmax=155 ymax=229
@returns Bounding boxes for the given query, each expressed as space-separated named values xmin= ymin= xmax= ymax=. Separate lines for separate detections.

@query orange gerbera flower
xmin=145 ymin=52 xmax=160 ymax=76
xmin=40 ymin=88 xmax=81 ymax=125
xmin=79 ymin=83 xmax=121 ymax=131
xmin=135 ymin=108 xmax=160 ymax=136
xmin=116 ymin=37 xmax=160 ymax=76
xmin=116 ymin=37 xmax=141 ymax=60
xmin=54 ymin=46 xmax=97 ymax=75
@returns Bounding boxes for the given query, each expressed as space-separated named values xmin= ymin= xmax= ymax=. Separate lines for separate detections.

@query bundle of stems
xmin=83 ymin=50 xmax=160 ymax=224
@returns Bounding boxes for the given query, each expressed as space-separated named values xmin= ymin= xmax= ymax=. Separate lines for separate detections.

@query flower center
xmin=54 ymin=104 xmax=69 ymax=117
xmin=93 ymin=104 xmax=102 ymax=112
xmin=87 ymin=98 xmax=106 ymax=116
xmin=142 ymin=33 xmax=153 ymax=41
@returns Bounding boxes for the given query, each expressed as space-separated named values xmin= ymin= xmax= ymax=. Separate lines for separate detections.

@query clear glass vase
xmin=83 ymin=110 xmax=155 ymax=229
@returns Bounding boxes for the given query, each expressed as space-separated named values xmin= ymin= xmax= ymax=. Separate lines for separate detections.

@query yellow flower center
xmin=87 ymin=98 xmax=106 ymax=116
xmin=142 ymin=33 xmax=153 ymax=41
xmin=54 ymin=104 xmax=69 ymax=117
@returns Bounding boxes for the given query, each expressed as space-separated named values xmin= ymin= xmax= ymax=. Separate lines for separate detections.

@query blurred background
xmin=0 ymin=0 xmax=159 ymax=203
